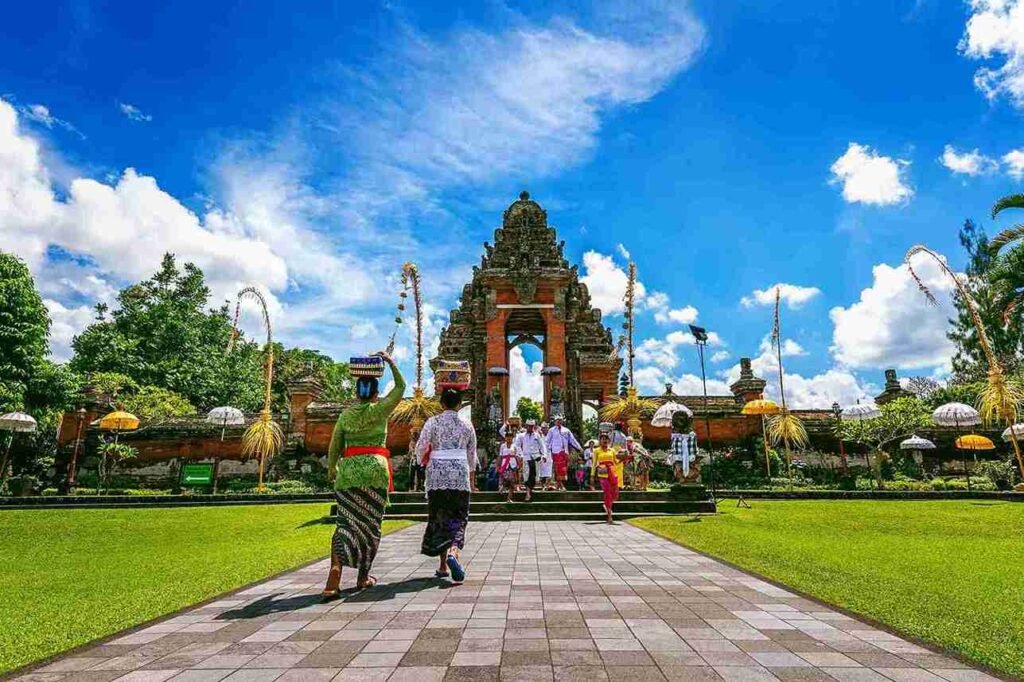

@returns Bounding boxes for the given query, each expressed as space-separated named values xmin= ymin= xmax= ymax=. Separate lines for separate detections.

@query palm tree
xmin=988 ymin=194 xmax=1024 ymax=323
xmin=905 ymin=245 xmax=1024 ymax=479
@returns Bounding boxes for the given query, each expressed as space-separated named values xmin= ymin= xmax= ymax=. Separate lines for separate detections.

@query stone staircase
xmin=331 ymin=485 xmax=716 ymax=522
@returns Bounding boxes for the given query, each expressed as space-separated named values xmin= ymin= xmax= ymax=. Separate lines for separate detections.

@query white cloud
xmin=1004 ymin=148 xmax=1024 ymax=179
xmin=710 ymin=350 xmax=730 ymax=363
xmin=616 ymin=243 xmax=631 ymax=259
xmin=44 ymin=299 xmax=96 ymax=362
xmin=349 ymin=321 xmax=377 ymax=340
xmin=829 ymin=142 xmax=913 ymax=206
xmin=720 ymin=336 xmax=872 ymax=409
xmin=959 ymin=0 xmax=1024 ymax=108
xmin=940 ymin=144 xmax=998 ymax=176
xmin=741 ymin=283 xmax=822 ymax=310
xmin=579 ymin=250 xmax=647 ymax=315
xmin=654 ymin=305 xmax=698 ymax=325
xmin=509 ymin=346 xmax=544 ymax=407
xmin=829 ymin=252 xmax=957 ymax=369
xmin=118 ymin=102 xmax=152 ymax=122
xmin=634 ymin=329 xmax=723 ymax=374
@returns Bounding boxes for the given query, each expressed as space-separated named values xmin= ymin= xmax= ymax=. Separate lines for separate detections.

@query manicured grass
xmin=631 ymin=500 xmax=1024 ymax=678
xmin=0 ymin=505 xmax=414 ymax=674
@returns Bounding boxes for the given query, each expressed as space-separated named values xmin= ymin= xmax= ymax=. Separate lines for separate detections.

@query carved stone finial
xmin=519 ymin=190 xmax=530 ymax=201
xmin=730 ymin=357 xmax=767 ymax=402
xmin=875 ymin=368 xmax=913 ymax=405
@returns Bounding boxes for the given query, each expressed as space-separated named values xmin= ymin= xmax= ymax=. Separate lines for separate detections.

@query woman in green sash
xmin=321 ymin=351 xmax=405 ymax=600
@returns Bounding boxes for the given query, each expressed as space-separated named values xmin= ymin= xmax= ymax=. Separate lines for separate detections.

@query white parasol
xmin=841 ymin=402 xmax=881 ymax=421
xmin=932 ymin=402 xmax=981 ymax=427
xmin=651 ymin=401 xmax=693 ymax=428
xmin=899 ymin=434 xmax=936 ymax=451
xmin=0 ymin=411 xmax=38 ymax=433
xmin=206 ymin=406 xmax=245 ymax=441
xmin=1001 ymin=423 xmax=1024 ymax=443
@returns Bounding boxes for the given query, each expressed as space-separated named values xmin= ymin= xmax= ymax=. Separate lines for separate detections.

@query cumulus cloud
xmin=829 ymin=142 xmax=913 ymax=206
xmin=44 ymin=299 xmax=97 ymax=361
xmin=741 ymin=283 xmax=822 ymax=310
xmin=940 ymin=144 xmax=999 ymax=176
xmin=1004 ymin=148 xmax=1024 ymax=179
xmin=710 ymin=350 xmax=730 ymax=363
xmin=634 ymin=329 xmax=723 ymax=374
xmin=509 ymin=346 xmax=544 ymax=407
xmin=579 ymin=250 xmax=647 ymax=315
xmin=959 ymin=0 xmax=1024 ymax=108
xmin=118 ymin=102 xmax=152 ymax=122
xmin=829 ymin=252 xmax=958 ymax=370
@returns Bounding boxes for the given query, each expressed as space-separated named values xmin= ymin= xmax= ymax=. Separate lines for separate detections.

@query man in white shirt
xmin=514 ymin=419 xmax=547 ymax=500
xmin=545 ymin=415 xmax=582 ymax=491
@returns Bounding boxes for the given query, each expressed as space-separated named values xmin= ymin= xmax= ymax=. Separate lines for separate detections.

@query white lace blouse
xmin=415 ymin=410 xmax=479 ymax=491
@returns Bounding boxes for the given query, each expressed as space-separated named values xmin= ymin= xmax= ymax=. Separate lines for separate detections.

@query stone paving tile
xmin=7 ymin=523 xmax=1000 ymax=682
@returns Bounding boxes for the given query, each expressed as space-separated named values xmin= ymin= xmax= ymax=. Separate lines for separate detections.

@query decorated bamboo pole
xmin=905 ymin=245 xmax=1024 ymax=479
xmin=767 ymin=288 xmax=808 ymax=489
xmin=229 ymin=286 xmax=282 ymax=492
xmin=391 ymin=263 xmax=441 ymax=432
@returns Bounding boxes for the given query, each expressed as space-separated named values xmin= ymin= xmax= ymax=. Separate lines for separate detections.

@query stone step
xmin=383 ymin=508 xmax=714 ymax=522
xmin=383 ymin=500 xmax=712 ymax=515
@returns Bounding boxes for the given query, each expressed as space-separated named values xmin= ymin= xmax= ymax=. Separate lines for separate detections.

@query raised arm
xmin=374 ymin=353 xmax=407 ymax=416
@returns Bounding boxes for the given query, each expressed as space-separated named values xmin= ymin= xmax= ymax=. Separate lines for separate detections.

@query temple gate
xmin=433 ymin=192 xmax=621 ymax=439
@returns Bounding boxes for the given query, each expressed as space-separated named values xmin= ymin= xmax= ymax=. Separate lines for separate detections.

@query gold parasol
xmin=741 ymin=399 xmax=780 ymax=480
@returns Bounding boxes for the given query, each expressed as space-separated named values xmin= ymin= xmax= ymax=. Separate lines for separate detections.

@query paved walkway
xmin=16 ymin=523 xmax=998 ymax=682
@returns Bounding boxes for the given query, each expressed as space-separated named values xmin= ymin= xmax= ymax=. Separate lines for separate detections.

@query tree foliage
xmin=839 ymin=397 xmax=932 ymax=454
xmin=948 ymin=219 xmax=1024 ymax=380
xmin=515 ymin=397 xmax=543 ymax=423
xmin=0 ymin=252 xmax=50 ymax=412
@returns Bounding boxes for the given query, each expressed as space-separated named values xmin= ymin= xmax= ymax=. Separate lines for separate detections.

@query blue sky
xmin=2 ymin=0 xmax=1024 ymax=408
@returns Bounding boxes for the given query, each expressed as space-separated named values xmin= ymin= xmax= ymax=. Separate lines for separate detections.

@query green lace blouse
xmin=327 ymin=367 xmax=406 ymax=492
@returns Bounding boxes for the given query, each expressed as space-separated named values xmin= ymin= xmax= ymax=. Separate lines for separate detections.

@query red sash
xmin=343 ymin=445 xmax=394 ymax=492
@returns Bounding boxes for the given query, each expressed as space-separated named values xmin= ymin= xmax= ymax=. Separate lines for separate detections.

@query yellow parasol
xmin=742 ymin=399 xmax=780 ymax=481
xmin=955 ymin=434 xmax=995 ymax=450
xmin=98 ymin=410 xmax=140 ymax=432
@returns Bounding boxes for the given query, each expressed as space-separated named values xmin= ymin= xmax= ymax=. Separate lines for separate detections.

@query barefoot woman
xmin=416 ymin=361 xmax=477 ymax=584
xmin=321 ymin=352 xmax=405 ymax=600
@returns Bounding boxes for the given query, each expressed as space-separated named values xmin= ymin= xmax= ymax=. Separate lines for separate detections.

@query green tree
xmin=515 ymin=397 xmax=543 ymax=423
xmin=70 ymin=254 xmax=266 ymax=411
xmin=840 ymin=397 xmax=932 ymax=485
xmin=0 ymin=252 xmax=50 ymax=412
xmin=121 ymin=386 xmax=196 ymax=421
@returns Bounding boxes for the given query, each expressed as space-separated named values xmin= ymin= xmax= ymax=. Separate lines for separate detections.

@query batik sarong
xmin=599 ymin=471 xmax=619 ymax=512
xmin=552 ymin=451 xmax=569 ymax=479
xmin=421 ymin=489 xmax=470 ymax=557
xmin=332 ymin=487 xmax=387 ymax=573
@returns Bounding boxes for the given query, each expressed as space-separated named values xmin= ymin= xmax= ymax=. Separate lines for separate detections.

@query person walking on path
xmin=416 ymin=365 xmax=478 ymax=584
xmin=497 ymin=430 xmax=522 ymax=501
xmin=321 ymin=352 xmax=404 ymax=600
xmin=591 ymin=424 xmax=624 ymax=524
xmin=545 ymin=414 xmax=581 ymax=491
xmin=514 ymin=419 xmax=547 ymax=501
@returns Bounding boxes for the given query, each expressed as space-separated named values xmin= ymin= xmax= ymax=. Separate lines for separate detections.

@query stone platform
xmin=13 ymin=522 xmax=996 ymax=682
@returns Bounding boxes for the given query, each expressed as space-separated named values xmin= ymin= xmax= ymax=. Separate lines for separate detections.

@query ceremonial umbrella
xmin=934 ymin=403 xmax=981 ymax=489
xmin=651 ymin=401 xmax=692 ymax=428
xmin=206 ymin=406 xmax=245 ymax=441
xmin=0 ymin=411 xmax=37 ymax=485
xmin=1001 ymin=424 xmax=1024 ymax=443
xmin=899 ymin=434 xmax=936 ymax=451
xmin=741 ymin=399 xmax=781 ymax=480
xmin=900 ymin=434 xmax=935 ymax=466
xmin=842 ymin=402 xmax=881 ymax=421
xmin=97 ymin=410 xmax=140 ymax=443
xmin=956 ymin=434 xmax=995 ymax=451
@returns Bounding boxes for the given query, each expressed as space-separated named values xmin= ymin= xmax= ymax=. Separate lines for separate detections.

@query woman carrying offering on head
xmin=417 ymin=360 xmax=477 ymax=584
xmin=321 ymin=352 xmax=405 ymax=600
xmin=591 ymin=423 xmax=625 ymax=524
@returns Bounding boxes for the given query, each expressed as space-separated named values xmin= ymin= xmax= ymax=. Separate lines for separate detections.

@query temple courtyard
xmin=3 ymin=502 xmax=1020 ymax=681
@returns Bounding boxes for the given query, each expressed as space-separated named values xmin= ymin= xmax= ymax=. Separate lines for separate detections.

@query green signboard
xmin=181 ymin=462 xmax=214 ymax=486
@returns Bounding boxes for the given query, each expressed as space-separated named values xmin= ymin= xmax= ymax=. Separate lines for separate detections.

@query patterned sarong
xmin=599 ymin=471 xmax=619 ymax=511
xmin=552 ymin=452 xmax=569 ymax=479
xmin=421 ymin=489 xmax=470 ymax=557
xmin=332 ymin=487 xmax=387 ymax=573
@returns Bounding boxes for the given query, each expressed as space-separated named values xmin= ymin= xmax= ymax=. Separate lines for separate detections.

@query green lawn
xmin=631 ymin=500 xmax=1024 ymax=678
xmin=0 ymin=505 xmax=414 ymax=674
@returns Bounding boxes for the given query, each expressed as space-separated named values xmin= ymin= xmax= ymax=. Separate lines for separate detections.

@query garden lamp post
xmin=66 ymin=407 xmax=87 ymax=490
xmin=831 ymin=401 xmax=848 ymax=475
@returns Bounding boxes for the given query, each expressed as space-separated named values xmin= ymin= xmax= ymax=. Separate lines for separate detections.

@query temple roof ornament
xmin=875 ymin=368 xmax=914 ymax=405
xmin=729 ymin=357 xmax=768 ymax=402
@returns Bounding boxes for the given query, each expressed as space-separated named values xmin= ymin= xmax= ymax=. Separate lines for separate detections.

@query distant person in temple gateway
xmin=545 ymin=414 xmax=582 ymax=491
